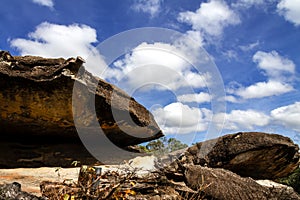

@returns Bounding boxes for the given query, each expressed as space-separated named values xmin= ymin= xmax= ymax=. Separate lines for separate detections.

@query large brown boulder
xmin=0 ymin=51 xmax=163 ymax=167
xmin=168 ymin=132 xmax=299 ymax=180
xmin=185 ymin=165 xmax=300 ymax=200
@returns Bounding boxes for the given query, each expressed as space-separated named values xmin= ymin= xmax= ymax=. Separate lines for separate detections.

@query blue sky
xmin=1 ymin=0 xmax=300 ymax=145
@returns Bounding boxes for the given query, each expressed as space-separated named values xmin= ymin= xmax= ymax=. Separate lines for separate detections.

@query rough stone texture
xmin=185 ymin=165 xmax=300 ymax=200
xmin=170 ymin=132 xmax=299 ymax=180
xmin=0 ymin=182 xmax=45 ymax=200
xmin=0 ymin=51 xmax=163 ymax=168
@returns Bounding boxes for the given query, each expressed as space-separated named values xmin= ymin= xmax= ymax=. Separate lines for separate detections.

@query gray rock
xmin=0 ymin=182 xmax=45 ymax=200
xmin=171 ymin=132 xmax=299 ymax=180
xmin=185 ymin=165 xmax=300 ymax=200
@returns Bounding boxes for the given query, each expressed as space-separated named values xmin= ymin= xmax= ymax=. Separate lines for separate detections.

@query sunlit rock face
xmin=0 ymin=51 xmax=163 ymax=168
xmin=168 ymin=132 xmax=299 ymax=180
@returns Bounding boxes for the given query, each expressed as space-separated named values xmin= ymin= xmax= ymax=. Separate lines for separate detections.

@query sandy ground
xmin=0 ymin=156 xmax=157 ymax=197
xmin=0 ymin=167 xmax=80 ymax=196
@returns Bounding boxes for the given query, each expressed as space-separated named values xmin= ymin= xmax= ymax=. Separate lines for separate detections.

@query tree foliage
xmin=278 ymin=166 xmax=300 ymax=194
xmin=142 ymin=137 xmax=188 ymax=155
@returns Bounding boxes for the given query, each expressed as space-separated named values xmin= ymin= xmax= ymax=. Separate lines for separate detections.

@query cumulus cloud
xmin=213 ymin=103 xmax=300 ymax=133
xmin=271 ymin=102 xmax=300 ymax=132
xmin=109 ymin=41 xmax=211 ymax=93
xmin=235 ymin=80 xmax=294 ymax=99
xmin=253 ymin=50 xmax=295 ymax=80
xmin=173 ymin=30 xmax=204 ymax=62
xmin=229 ymin=50 xmax=295 ymax=100
xmin=178 ymin=0 xmax=240 ymax=37
xmin=10 ymin=22 xmax=107 ymax=76
xmin=277 ymin=0 xmax=300 ymax=26
xmin=32 ymin=0 xmax=54 ymax=8
xmin=215 ymin=109 xmax=271 ymax=130
xmin=152 ymin=102 xmax=211 ymax=134
xmin=153 ymin=104 xmax=271 ymax=134
xmin=177 ymin=92 xmax=211 ymax=103
xmin=132 ymin=0 xmax=161 ymax=17
xmin=11 ymin=22 xmax=96 ymax=57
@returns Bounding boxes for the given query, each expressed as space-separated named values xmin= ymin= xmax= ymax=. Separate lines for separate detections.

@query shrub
xmin=278 ymin=166 xmax=300 ymax=194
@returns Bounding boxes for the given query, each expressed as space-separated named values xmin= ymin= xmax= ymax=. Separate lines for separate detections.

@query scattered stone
xmin=0 ymin=182 xmax=45 ymax=200
xmin=1 ymin=131 xmax=299 ymax=199
xmin=126 ymin=155 xmax=157 ymax=174
xmin=0 ymin=167 xmax=80 ymax=196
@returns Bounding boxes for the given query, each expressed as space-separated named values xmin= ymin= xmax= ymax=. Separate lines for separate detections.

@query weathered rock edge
xmin=166 ymin=132 xmax=299 ymax=180
xmin=185 ymin=165 xmax=300 ymax=200
xmin=0 ymin=51 xmax=163 ymax=167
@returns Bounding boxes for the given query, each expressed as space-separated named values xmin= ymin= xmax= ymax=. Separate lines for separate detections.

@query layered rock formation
xmin=167 ymin=132 xmax=299 ymax=180
xmin=0 ymin=51 xmax=163 ymax=167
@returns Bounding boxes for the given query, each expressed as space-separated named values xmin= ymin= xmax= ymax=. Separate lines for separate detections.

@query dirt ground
xmin=0 ymin=167 xmax=80 ymax=196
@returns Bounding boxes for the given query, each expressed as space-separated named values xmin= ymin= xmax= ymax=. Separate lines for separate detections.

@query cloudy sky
xmin=1 ymin=0 xmax=300 ymax=145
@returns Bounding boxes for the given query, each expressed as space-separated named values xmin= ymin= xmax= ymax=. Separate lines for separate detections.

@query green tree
xmin=278 ymin=167 xmax=300 ymax=194
xmin=143 ymin=137 xmax=188 ymax=155
xmin=146 ymin=139 xmax=165 ymax=152
xmin=167 ymin=138 xmax=188 ymax=152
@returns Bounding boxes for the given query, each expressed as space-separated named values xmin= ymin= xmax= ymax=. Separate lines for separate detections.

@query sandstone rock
xmin=126 ymin=155 xmax=158 ymax=175
xmin=172 ymin=132 xmax=299 ymax=180
xmin=0 ymin=51 xmax=163 ymax=167
xmin=185 ymin=165 xmax=300 ymax=200
xmin=256 ymin=179 xmax=295 ymax=190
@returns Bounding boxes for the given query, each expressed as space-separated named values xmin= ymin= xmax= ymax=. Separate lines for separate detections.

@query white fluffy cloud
xmin=253 ymin=50 xmax=295 ymax=80
xmin=271 ymin=102 xmax=300 ymax=132
xmin=32 ymin=0 xmax=54 ymax=8
xmin=11 ymin=22 xmax=96 ymax=58
xmin=229 ymin=50 xmax=295 ymax=100
xmin=132 ymin=0 xmax=161 ymax=17
xmin=235 ymin=80 xmax=294 ymax=99
xmin=216 ymin=109 xmax=271 ymax=130
xmin=10 ymin=22 xmax=107 ymax=76
xmin=277 ymin=0 xmax=300 ymax=26
xmin=153 ymin=103 xmax=271 ymax=134
xmin=173 ymin=30 xmax=204 ymax=62
xmin=177 ymin=92 xmax=211 ymax=103
xmin=152 ymin=102 xmax=211 ymax=134
xmin=178 ymin=0 xmax=240 ymax=37
xmin=110 ymin=41 xmax=211 ymax=93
